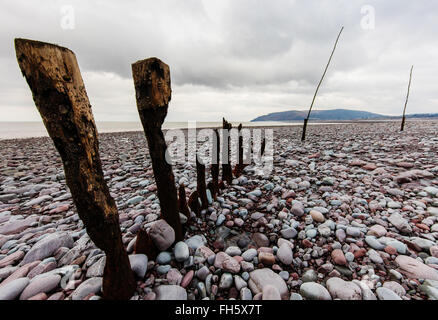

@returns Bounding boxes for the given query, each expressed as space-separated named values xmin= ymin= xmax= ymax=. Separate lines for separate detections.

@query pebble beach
xmin=1 ymin=120 xmax=438 ymax=301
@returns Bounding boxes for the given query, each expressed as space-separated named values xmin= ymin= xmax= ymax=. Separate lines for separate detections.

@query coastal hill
xmin=251 ymin=108 xmax=438 ymax=122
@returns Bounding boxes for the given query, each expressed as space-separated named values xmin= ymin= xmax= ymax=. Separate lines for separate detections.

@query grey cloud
xmin=0 ymin=0 xmax=437 ymax=121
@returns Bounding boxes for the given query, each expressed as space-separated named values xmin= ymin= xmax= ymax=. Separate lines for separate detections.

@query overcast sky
xmin=1 ymin=0 xmax=437 ymax=122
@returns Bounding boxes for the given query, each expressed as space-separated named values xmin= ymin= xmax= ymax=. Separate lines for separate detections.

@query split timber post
xmin=14 ymin=38 xmax=135 ymax=300
xmin=401 ymin=65 xmax=414 ymax=132
xmin=301 ymin=26 xmax=344 ymax=141
xmin=222 ymin=118 xmax=233 ymax=184
xmin=132 ymin=57 xmax=183 ymax=242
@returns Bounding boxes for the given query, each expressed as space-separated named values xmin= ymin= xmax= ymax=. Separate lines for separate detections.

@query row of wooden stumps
xmin=14 ymin=38 xmax=255 ymax=300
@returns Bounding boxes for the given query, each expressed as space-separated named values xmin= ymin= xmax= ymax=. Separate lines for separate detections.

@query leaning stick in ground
xmin=401 ymin=65 xmax=414 ymax=132
xmin=14 ymin=38 xmax=136 ymax=300
xmin=301 ymin=26 xmax=344 ymax=141
xmin=222 ymin=118 xmax=233 ymax=184
xmin=132 ymin=57 xmax=183 ymax=242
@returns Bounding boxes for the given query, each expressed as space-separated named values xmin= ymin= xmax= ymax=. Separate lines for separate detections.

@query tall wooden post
xmin=302 ymin=26 xmax=344 ymax=141
xmin=210 ymin=129 xmax=220 ymax=199
xmin=233 ymin=123 xmax=245 ymax=177
xmin=196 ymin=155 xmax=208 ymax=209
xmin=14 ymin=38 xmax=135 ymax=300
xmin=222 ymin=118 xmax=233 ymax=184
xmin=401 ymin=65 xmax=414 ymax=132
xmin=132 ymin=58 xmax=183 ymax=242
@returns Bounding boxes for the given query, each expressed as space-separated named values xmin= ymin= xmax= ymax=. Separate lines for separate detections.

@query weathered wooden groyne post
xmin=233 ymin=123 xmax=245 ymax=177
xmin=14 ymin=38 xmax=136 ymax=300
xmin=222 ymin=118 xmax=233 ymax=184
xmin=401 ymin=65 xmax=414 ymax=132
xmin=196 ymin=156 xmax=209 ymax=209
xmin=210 ymin=129 xmax=220 ymax=199
xmin=132 ymin=57 xmax=183 ymax=242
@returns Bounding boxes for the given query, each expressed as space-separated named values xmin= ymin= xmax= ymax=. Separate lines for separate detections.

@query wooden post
xmin=132 ymin=58 xmax=183 ymax=242
xmin=210 ymin=129 xmax=220 ymax=199
xmin=14 ymin=38 xmax=135 ymax=300
xmin=302 ymin=26 xmax=344 ymax=141
xmin=196 ymin=155 xmax=208 ymax=209
xmin=188 ymin=190 xmax=201 ymax=216
xmin=233 ymin=123 xmax=245 ymax=177
xmin=178 ymin=184 xmax=191 ymax=221
xmin=222 ymin=118 xmax=233 ymax=184
xmin=401 ymin=65 xmax=414 ymax=132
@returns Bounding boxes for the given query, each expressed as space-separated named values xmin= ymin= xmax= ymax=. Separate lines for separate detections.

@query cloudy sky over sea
xmin=1 ymin=0 xmax=437 ymax=122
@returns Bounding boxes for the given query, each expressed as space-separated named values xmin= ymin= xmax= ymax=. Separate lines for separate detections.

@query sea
xmin=0 ymin=121 xmax=335 ymax=140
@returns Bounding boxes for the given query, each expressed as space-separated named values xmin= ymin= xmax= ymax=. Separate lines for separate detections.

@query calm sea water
xmin=0 ymin=121 xmax=334 ymax=140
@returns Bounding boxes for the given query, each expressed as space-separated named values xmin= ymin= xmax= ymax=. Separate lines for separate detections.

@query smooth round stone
xmin=306 ymin=229 xmax=317 ymax=238
xmin=225 ymin=246 xmax=242 ymax=257
xmin=157 ymin=265 xmax=172 ymax=275
xmin=345 ymin=252 xmax=355 ymax=262
xmin=279 ymin=271 xmax=289 ymax=281
xmin=310 ymin=210 xmax=325 ymax=223
xmin=277 ymin=243 xmax=293 ymax=265
xmin=383 ymin=281 xmax=406 ymax=297
xmin=184 ymin=235 xmax=207 ymax=251
xmin=346 ymin=227 xmax=361 ymax=237
xmin=20 ymin=274 xmax=61 ymax=300
xmin=234 ymin=275 xmax=247 ymax=291
xmin=156 ymin=252 xmax=172 ymax=265
xmin=196 ymin=266 xmax=210 ymax=281
xmin=262 ymin=285 xmax=281 ymax=300
xmin=181 ymin=270 xmax=194 ymax=288
xmin=376 ymin=287 xmax=402 ymax=300
xmin=149 ymin=220 xmax=175 ymax=251
xmin=300 ymin=282 xmax=332 ymax=300
xmin=219 ymin=273 xmax=234 ymax=289
xmin=241 ymin=272 xmax=250 ymax=281
xmin=216 ymin=214 xmax=226 ymax=226
xmin=302 ymin=269 xmax=318 ymax=283
xmin=240 ymin=287 xmax=253 ymax=300
xmin=174 ymin=242 xmax=190 ymax=262
xmin=290 ymin=292 xmax=303 ymax=300
xmin=280 ymin=228 xmax=297 ymax=239
xmin=0 ymin=277 xmax=30 ymax=300
xmin=242 ymin=249 xmax=258 ymax=262
xmin=326 ymin=277 xmax=362 ymax=300
xmin=365 ymin=236 xmax=386 ymax=250
xmin=129 ymin=254 xmax=148 ymax=279
xmin=71 ymin=277 xmax=102 ymax=300
xmin=154 ymin=285 xmax=187 ymax=300
xmin=248 ymin=268 xmax=288 ymax=299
